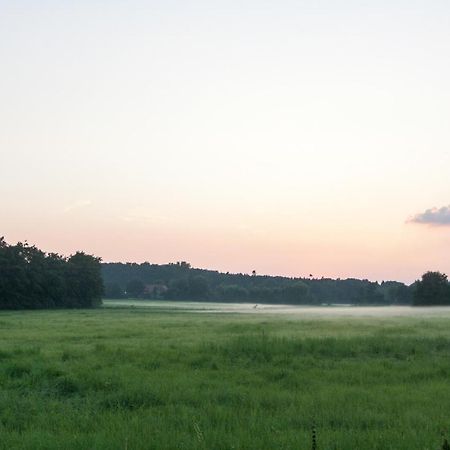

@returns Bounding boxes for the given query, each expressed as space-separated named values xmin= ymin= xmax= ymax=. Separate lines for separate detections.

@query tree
xmin=187 ymin=276 xmax=209 ymax=300
xmin=66 ymin=252 xmax=104 ymax=307
xmin=413 ymin=271 xmax=450 ymax=306
xmin=282 ymin=282 xmax=309 ymax=304
xmin=218 ymin=284 xmax=249 ymax=302
xmin=104 ymin=282 xmax=124 ymax=299
xmin=126 ymin=278 xmax=145 ymax=298
xmin=390 ymin=283 xmax=412 ymax=305
xmin=100 ymin=260 xmax=414 ymax=306
xmin=360 ymin=282 xmax=384 ymax=304
xmin=0 ymin=239 xmax=29 ymax=309
xmin=0 ymin=239 xmax=103 ymax=310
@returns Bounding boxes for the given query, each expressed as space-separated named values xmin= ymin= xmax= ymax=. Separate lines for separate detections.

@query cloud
xmin=63 ymin=200 xmax=92 ymax=213
xmin=408 ymin=205 xmax=450 ymax=226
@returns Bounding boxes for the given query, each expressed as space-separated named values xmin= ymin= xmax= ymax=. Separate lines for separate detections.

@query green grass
xmin=1 ymin=305 xmax=450 ymax=449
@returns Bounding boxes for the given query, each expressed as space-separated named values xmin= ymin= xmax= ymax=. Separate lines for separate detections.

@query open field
xmin=2 ymin=303 xmax=450 ymax=449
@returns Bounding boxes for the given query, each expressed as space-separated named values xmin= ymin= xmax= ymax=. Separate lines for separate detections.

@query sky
xmin=1 ymin=0 xmax=449 ymax=283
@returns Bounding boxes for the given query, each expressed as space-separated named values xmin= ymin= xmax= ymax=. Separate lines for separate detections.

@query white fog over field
xmin=104 ymin=300 xmax=450 ymax=317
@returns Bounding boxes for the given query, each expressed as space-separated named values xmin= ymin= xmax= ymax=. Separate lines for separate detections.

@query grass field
xmin=1 ymin=303 xmax=450 ymax=449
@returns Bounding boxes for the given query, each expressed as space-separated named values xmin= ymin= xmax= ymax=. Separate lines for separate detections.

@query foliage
xmin=104 ymin=282 xmax=124 ymax=299
xmin=126 ymin=278 xmax=145 ymax=298
xmin=0 ymin=237 xmax=103 ymax=310
xmin=413 ymin=271 xmax=450 ymax=306
xmin=166 ymin=275 xmax=210 ymax=300
xmin=102 ymin=261 xmax=410 ymax=305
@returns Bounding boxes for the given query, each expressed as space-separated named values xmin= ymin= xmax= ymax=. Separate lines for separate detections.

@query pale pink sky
xmin=1 ymin=1 xmax=450 ymax=283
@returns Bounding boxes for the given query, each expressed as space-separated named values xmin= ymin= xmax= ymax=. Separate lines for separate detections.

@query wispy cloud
xmin=63 ymin=200 xmax=92 ymax=213
xmin=408 ymin=205 xmax=450 ymax=226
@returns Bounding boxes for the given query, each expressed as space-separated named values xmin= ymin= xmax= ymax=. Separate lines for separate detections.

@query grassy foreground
xmin=1 ymin=305 xmax=450 ymax=449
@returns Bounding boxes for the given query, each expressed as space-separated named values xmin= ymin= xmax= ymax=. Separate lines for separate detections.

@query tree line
xmin=1 ymin=237 xmax=448 ymax=308
xmin=0 ymin=238 xmax=103 ymax=310
xmin=102 ymin=261 xmax=417 ymax=305
xmin=103 ymin=263 xmax=450 ymax=306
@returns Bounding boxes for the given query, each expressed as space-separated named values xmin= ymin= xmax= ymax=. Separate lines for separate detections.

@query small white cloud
xmin=408 ymin=205 xmax=450 ymax=226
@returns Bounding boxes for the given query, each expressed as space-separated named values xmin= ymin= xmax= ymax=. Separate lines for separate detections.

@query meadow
xmin=1 ymin=303 xmax=450 ymax=449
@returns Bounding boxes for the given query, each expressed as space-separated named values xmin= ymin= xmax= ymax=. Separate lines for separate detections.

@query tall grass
xmin=1 ymin=308 xmax=450 ymax=449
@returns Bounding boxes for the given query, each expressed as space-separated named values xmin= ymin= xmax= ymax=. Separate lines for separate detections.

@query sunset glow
xmin=1 ymin=1 xmax=449 ymax=283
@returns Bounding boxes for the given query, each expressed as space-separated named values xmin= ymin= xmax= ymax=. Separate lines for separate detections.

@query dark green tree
xmin=104 ymin=282 xmax=124 ymax=299
xmin=390 ymin=283 xmax=412 ymax=304
xmin=219 ymin=284 xmax=249 ymax=302
xmin=282 ymin=282 xmax=309 ymax=304
xmin=66 ymin=252 xmax=104 ymax=307
xmin=187 ymin=276 xmax=209 ymax=300
xmin=126 ymin=278 xmax=145 ymax=298
xmin=0 ymin=238 xmax=103 ymax=310
xmin=413 ymin=271 xmax=450 ymax=306
xmin=101 ymin=260 xmax=415 ymax=306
